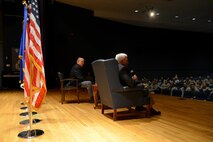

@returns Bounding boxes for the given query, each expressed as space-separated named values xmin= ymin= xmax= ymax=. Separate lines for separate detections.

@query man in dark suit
xmin=70 ymin=57 xmax=94 ymax=103
xmin=115 ymin=53 xmax=161 ymax=115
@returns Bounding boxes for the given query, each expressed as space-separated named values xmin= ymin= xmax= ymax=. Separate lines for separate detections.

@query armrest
xmin=123 ymin=86 xmax=144 ymax=92
xmin=62 ymin=78 xmax=78 ymax=82
xmin=60 ymin=78 xmax=79 ymax=88
xmin=112 ymin=86 xmax=144 ymax=93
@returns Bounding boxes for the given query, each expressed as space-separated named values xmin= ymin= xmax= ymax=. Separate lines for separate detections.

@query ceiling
xmin=56 ymin=0 xmax=213 ymax=33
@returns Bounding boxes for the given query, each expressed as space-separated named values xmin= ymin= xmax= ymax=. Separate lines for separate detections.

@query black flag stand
xmin=18 ymin=95 xmax=44 ymax=138
xmin=18 ymin=93 xmax=44 ymax=138
xmin=19 ymin=105 xmax=41 ymax=125
xmin=19 ymin=111 xmax=37 ymax=117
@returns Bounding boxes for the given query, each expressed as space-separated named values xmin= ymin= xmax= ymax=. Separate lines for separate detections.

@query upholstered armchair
xmin=91 ymin=58 xmax=151 ymax=120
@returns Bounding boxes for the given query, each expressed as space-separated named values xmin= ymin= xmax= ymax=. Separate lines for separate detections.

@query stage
xmin=0 ymin=89 xmax=213 ymax=142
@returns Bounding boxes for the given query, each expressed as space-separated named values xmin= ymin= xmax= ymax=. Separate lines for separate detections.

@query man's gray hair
xmin=115 ymin=53 xmax=127 ymax=63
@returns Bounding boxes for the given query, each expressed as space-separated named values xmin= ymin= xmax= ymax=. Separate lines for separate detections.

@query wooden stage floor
xmin=0 ymin=89 xmax=213 ymax=142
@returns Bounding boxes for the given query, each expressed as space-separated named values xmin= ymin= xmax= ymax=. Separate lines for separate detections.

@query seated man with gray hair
xmin=115 ymin=53 xmax=161 ymax=115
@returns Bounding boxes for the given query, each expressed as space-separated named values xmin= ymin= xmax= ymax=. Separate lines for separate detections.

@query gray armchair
xmin=91 ymin=58 xmax=151 ymax=120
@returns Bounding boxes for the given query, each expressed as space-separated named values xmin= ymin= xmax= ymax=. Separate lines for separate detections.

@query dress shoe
xmin=135 ymin=106 xmax=146 ymax=111
xmin=150 ymin=107 xmax=161 ymax=116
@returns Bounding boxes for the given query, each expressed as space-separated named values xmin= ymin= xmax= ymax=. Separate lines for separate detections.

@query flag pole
xmin=22 ymin=1 xmax=33 ymax=129
xmin=28 ymin=58 xmax=33 ymax=131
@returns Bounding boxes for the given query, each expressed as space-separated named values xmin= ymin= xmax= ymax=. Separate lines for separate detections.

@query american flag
xmin=22 ymin=0 xmax=47 ymax=109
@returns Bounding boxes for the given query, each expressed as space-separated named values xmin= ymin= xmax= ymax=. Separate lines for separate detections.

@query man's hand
xmin=132 ymin=74 xmax=138 ymax=80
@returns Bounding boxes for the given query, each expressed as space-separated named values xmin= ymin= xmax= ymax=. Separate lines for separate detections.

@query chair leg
xmin=113 ymin=109 xmax=117 ymax=121
xmin=61 ymin=90 xmax=64 ymax=104
xmin=146 ymin=105 xmax=151 ymax=117
xmin=77 ymin=89 xmax=79 ymax=103
xmin=93 ymin=84 xmax=99 ymax=108
xmin=101 ymin=104 xmax=104 ymax=114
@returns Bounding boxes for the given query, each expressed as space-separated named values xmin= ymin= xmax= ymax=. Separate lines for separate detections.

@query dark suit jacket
xmin=118 ymin=64 xmax=139 ymax=87
xmin=70 ymin=64 xmax=85 ymax=82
